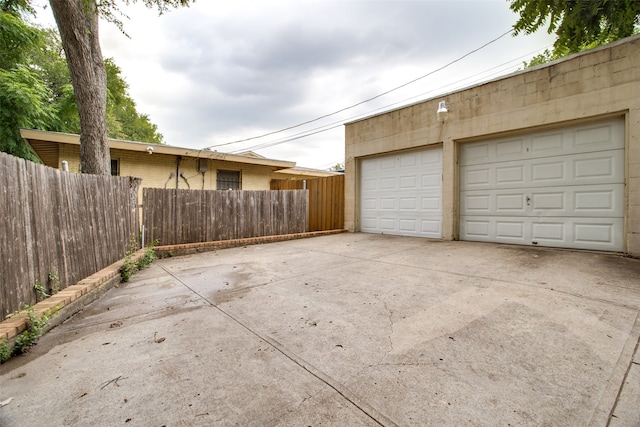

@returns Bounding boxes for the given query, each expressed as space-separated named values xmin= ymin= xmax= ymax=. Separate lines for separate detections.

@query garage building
xmin=345 ymin=35 xmax=640 ymax=257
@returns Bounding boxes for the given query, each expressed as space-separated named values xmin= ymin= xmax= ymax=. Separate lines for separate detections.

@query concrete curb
xmin=0 ymin=231 xmax=347 ymax=353
xmin=154 ymin=229 xmax=348 ymax=258
xmin=0 ymin=249 xmax=147 ymax=350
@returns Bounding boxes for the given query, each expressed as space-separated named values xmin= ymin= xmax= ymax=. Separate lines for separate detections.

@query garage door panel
xmin=421 ymin=172 xmax=441 ymax=188
xmin=461 ymin=143 xmax=490 ymax=164
xmin=361 ymin=216 xmax=378 ymax=229
xmin=573 ymin=220 xmax=619 ymax=246
xmin=362 ymin=198 xmax=378 ymax=210
xmin=575 ymin=122 xmax=624 ymax=151
xmin=461 ymin=149 xmax=624 ymax=190
xmin=362 ymin=178 xmax=378 ymax=191
xmin=531 ymin=161 xmax=565 ymax=182
xmin=530 ymin=132 xmax=564 ymax=154
xmin=462 ymin=184 xmax=623 ymax=217
xmin=461 ymin=167 xmax=491 ymax=188
xmin=361 ymin=148 xmax=442 ymax=238
xmin=573 ymin=152 xmax=621 ymax=181
xmin=380 ymin=177 xmax=395 ymax=189
xmin=421 ymin=219 xmax=442 ymax=236
xmin=421 ymin=196 xmax=441 ymax=211
xmin=460 ymin=118 xmax=624 ymax=252
xmin=497 ymin=138 xmax=527 ymax=158
xmin=462 ymin=216 xmax=623 ymax=250
xmin=531 ymin=221 xmax=565 ymax=241
xmin=380 ymin=157 xmax=395 ymax=170
xmin=421 ymin=148 xmax=442 ymax=164
xmin=461 ymin=121 xmax=624 ymax=168
xmin=379 ymin=218 xmax=396 ymax=230
xmin=399 ymin=175 xmax=417 ymax=189
xmin=497 ymin=193 xmax=526 ymax=211
xmin=399 ymin=218 xmax=417 ymax=232
xmin=379 ymin=198 xmax=394 ymax=210
xmin=496 ymin=165 xmax=525 ymax=185
xmin=496 ymin=221 xmax=526 ymax=240
xmin=531 ymin=192 xmax=564 ymax=210
xmin=399 ymin=197 xmax=417 ymax=210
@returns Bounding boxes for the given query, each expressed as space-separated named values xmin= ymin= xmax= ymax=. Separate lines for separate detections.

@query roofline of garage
xmin=344 ymin=34 xmax=640 ymax=126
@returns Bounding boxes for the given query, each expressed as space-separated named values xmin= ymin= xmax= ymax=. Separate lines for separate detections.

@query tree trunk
xmin=49 ymin=0 xmax=110 ymax=175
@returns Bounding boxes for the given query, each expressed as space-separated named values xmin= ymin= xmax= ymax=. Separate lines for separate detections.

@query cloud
xmin=40 ymin=0 xmax=557 ymax=168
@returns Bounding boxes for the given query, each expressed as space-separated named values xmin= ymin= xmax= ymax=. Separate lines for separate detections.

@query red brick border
xmin=154 ymin=229 xmax=348 ymax=258
xmin=0 ymin=249 xmax=147 ymax=345
xmin=1 ymin=230 xmax=347 ymax=350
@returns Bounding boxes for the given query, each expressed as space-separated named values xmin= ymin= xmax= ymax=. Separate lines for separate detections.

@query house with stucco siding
xmin=21 ymin=129 xmax=338 ymax=202
xmin=344 ymin=34 xmax=640 ymax=257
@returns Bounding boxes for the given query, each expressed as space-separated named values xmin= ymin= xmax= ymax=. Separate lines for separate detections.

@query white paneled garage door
xmin=360 ymin=147 xmax=442 ymax=238
xmin=459 ymin=118 xmax=624 ymax=251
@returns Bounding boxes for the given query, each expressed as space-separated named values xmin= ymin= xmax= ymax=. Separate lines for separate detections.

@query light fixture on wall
xmin=436 ymin=100 xmax=449 ymax=122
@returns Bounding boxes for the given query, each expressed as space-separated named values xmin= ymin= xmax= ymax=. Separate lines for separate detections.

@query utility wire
xmin=229 ymin=43 xmax=552 ymax=154
xmin=204 ymin=29 xmax=515 ymax=150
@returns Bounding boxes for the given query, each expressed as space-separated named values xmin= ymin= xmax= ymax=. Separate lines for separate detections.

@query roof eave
xmin=19 ymin=129 xmax=296 ymax=169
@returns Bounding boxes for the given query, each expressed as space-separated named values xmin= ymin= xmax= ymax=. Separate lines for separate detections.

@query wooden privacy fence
xmin=271 ymin=174 xmax=344 ymax=232
xmin=143 ymin=189 xmax=309 ymax=246
xmin=0 ymin=152 xmax=140 ymax=318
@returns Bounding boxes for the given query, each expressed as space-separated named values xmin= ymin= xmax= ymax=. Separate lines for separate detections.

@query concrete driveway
xmin=1 ymin=233 xmax=639 ymax=426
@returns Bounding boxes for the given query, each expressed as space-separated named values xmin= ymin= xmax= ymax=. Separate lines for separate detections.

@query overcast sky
xmin=34 ymin=0 xmax=556 ymax=169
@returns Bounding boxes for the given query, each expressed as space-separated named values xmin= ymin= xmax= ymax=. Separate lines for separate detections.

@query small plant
xmin=0 ymin=339 xmax=11 ymax=363
xmin=33 ymin=280 xmax=50 ymax=302
xmin=137 ymin=239 xmax=158 ymax=270
xmin=120 ymin=236 xmax=158 ymax=282
xmin=48 ymin=272 xmax=61 ymax=295
xmin=13 ymin=304 xmax=50 ymax=354
xmin=120 ymin=234 xmax=139 ymax=282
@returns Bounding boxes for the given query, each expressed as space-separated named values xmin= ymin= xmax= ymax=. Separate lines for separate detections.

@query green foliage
xmin=138 ymin=239 xmax=159 ymax=269
xmin=48 ymin=272 xmax=61 ymax=295
xmin=31 ymin=273 xmax=60 ymax=304
xmin=0 ymin=0 xmax=35 ymax=16
xmin=120 ymin=236 xmax=158 ymax=282
xmin=13 ymin=304 xmax=50 ymax=354
xmin=0 ymin=3 xmax=164 ymax=162
xmin=104 ymin=59 xmax=163 ymax=143
xmin=0 ymin=9 xmax=54 ymax=160
xmin=0 ymin=9 xmax=40 ymax=69
xmin=511 ymin=0 xmax=640 ymax=55
xmin=0 ymin=65 xmax=55 ymax=160
xmin=0 ymin=338 xmax=11 ymax=363
xmin=33 ymin=280 xmax=50 ymax=302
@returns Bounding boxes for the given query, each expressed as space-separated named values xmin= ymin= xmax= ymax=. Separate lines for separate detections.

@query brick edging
xmin=0 ymin=249 xmax=147 ymax=346
xmin=1 ymin=230 xmax=347 ymax=350
xmin=154 ymin=229 xmax=348 ymax=258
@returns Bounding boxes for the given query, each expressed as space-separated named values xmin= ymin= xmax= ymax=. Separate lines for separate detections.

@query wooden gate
xmin=271 ymin=175 xmax=344 ymax=232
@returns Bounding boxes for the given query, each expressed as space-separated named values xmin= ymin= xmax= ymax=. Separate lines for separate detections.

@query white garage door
xmin=459 ymin=118 xmax=624 ymax=251
xmin=360 ymin=147 xmax=442 ymax=238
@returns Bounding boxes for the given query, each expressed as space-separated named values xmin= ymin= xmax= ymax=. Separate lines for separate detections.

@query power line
xmin=204 ymin=29 xmax=515 ymax=150
xmin=228 ymin=43 xmax=552 ymax=154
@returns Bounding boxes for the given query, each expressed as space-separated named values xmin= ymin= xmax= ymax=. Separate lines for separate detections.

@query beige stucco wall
xmin=345 ymin=34 xmax=640 ymax=256
xmin=57 ymin=146 xmax=283 ymax=200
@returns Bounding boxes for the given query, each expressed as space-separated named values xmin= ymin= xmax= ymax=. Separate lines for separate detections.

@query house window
xmin=217 ymin=170 xmax=241 ymax=190
xmin=111 ymin=159 xmax=120 ymax=176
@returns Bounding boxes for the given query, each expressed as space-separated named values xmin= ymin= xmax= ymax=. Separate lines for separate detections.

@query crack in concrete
xmin=379 ymin=299 xmax=394 ymax=365
xmin=159 ymin=264 xmax=396 ymax=427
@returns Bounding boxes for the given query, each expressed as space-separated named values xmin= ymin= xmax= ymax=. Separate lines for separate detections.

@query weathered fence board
xmin=0 ymin=152 xmax=140 ymax=318
xmin=143 ymin=189 xmax=309 ymax=246
xmin=271 ymin=175 xmax=344 ymax=232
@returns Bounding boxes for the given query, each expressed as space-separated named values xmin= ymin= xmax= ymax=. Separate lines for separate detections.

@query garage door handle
xmin=526 ymin=196 xmax=531 ymax=206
